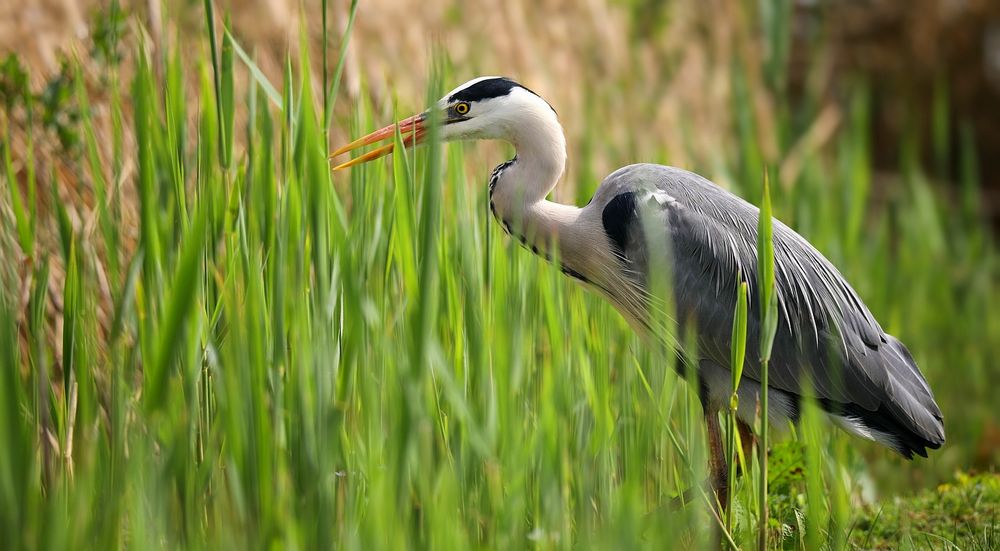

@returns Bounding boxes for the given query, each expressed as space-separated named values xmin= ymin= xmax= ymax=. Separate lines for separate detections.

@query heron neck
xmin=489 ymin=119 xmax=580 ymax=262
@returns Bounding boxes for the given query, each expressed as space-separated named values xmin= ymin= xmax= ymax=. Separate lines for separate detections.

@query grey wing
xmin=600 ymin=164 xmax=945 ymax=457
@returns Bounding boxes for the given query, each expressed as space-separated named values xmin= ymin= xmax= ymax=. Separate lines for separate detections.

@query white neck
xmin=488 ymin=103 xmax=580 ymax=263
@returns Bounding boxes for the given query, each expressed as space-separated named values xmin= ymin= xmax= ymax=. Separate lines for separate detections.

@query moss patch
xmin=851 ymin=472 xmax=1000 ymax=549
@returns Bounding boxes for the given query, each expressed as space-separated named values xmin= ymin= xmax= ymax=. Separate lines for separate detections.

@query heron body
xmin=332 ymin=76 xmax=944 ymax=490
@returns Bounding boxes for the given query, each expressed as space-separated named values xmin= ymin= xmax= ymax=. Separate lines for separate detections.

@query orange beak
xmin=330 ymin=113 xmax=427 ymax=170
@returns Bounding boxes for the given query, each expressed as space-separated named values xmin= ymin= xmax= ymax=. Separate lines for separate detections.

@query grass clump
xmin=851 ymin=472 xmax=1000 ymax=550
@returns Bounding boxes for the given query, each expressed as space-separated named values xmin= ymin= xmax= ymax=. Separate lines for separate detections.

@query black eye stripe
xmin=447 ymin=77 xmax=556 ymax=114
xmin=449 ymin=77 xmax=519 ymax=103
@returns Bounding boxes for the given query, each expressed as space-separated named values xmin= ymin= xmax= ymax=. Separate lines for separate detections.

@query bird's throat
xmin=488 ymin=154 xmax=561 ymax=245
xmin=488 ymin=152 xmax=589 ymax=284
xmin=485 ymin=104 xmax=585 ymax=275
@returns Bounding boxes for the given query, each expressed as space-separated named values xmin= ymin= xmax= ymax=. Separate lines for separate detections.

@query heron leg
xmin=705 ymin=410 xmax=730 ymax=511
xmin=668 ymin=410 xmax=731 ymax=510
xmin=737 ymin=418 xmax=755 ymax=475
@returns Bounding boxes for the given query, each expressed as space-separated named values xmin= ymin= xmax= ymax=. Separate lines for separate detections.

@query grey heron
xmin=331 ymin=76 xmax=945 ymax=507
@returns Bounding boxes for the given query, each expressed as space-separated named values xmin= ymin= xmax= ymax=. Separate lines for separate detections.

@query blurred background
xmin=6 ymin=0 xmax=1000 ymax=208
xmin=3 ymin=0 xmax=999 ymax=500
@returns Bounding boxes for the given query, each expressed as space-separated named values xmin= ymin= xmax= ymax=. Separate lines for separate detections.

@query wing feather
xmin=597 ymin=164 xmax=944 ymax=455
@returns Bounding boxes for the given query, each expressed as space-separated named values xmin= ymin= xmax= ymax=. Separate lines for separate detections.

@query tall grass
xmin=755 ymin=171 xmax=779 ymax=550
xmin=1 ymin=1 xmax=998 ymax=548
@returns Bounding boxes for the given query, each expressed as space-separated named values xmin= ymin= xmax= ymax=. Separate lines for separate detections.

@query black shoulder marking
xmin=560 ymin=266 xmax=589 ymax=283
xmin=602 ymin=192 xmax=638 ymax=261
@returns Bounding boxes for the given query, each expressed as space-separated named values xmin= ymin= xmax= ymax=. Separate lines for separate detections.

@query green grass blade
xmin=756 ymin=168 xmax=778 ymax=549
xmin=0 ymin=286 xmax=33 ymax=547
xmin=223 ymin=28 xmax=282 ymax=109
xmin=146 ymin=204 xmax=210 ymax=412
xmin=325 ymin=0 xmax=360 ymax=130
xmin=220 ymin=18 xmax=235 ymax=168
xmin=727 ymin=279 xmax=748 ymax=535
xmin=202 ymin=0 xmax=225 ymax=168
xmin=133 ymin=47 xmax=163 ymax=291
xmin=3 ymin=128 xmax=34 ymax=258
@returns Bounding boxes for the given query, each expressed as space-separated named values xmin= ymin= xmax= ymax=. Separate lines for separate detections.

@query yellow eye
xmin=455 ymin=102 xmax=470 ymax=115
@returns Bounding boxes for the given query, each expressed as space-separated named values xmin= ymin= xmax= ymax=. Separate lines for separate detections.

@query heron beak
xmin=330 ymin=112 xmax=428 ymax=170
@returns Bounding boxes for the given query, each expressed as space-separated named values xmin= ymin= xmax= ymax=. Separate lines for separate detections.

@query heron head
xmin=331 ymin=76 xmax=557 ymax=170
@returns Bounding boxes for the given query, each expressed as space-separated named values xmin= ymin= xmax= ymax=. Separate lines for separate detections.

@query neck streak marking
xmin=487 ymin=157 xmax=590 ymax=284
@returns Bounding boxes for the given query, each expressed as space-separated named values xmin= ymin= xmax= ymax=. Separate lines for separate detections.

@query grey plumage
xmin=593 ymin=164 xmax=945 ymax=458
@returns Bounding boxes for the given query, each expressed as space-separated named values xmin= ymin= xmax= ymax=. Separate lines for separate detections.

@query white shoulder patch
xmin=643 ymin=189 xmax=678 ymax=209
